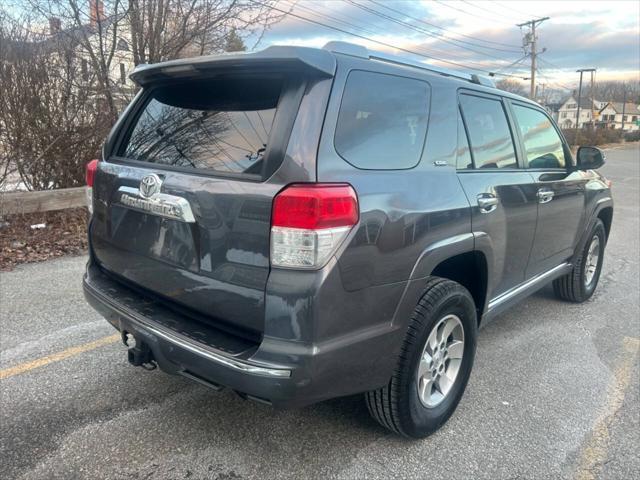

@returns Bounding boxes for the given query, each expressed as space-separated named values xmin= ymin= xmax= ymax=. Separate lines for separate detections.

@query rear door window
xmin=459 ymin=94 xmax=518 ymax=169
xmin=334 ymin=70 xmax=430 ymax=169
xmin=119 ymin=75 xmax=282 ymax=175
xmin=512 ymin=104 xmax=566 ymax=168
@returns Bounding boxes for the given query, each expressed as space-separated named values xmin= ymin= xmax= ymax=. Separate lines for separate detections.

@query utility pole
xmin=575 ymin=68 xmax=596 ymax=143
xmin=590 ymin=70 xmax=596 ymax=127
xmin=540 ymin=83 xmax=546 ymax=105
xmin=518 ymin=17 xmax=549 ymax=100
xmin=621 ymin=85 xmax=627 ymax=131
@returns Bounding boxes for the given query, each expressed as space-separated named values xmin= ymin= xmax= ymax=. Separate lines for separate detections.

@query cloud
xmin=255 ymin=0 xmax=640 ymax=86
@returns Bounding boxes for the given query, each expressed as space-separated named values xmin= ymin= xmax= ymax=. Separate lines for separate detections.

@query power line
xmin=536 ymin=58 xmax=576 ymax=90
xmin=535 ymin=68 xmax=570 ymax=96
xmin=289 ymin=1 xmax=481 ymax=65
xmin=290 ymin=1 xmax=377 ymax=34
xmin=537 ymin=56 xmax=572 ymax=73
xmin=459 ymin=0 xmax=529 ymax=24
xmin=343 ymin=0 xmax=519 ymax=62
xmin=243 ymin=112 xmax=265 ymax=144
xmin=290 ymin=1 xmax=513 ymax=69
xmin=490 ymin=1 xmax=543 ymax=21
xmin=254 ymin=0 xmax=527 ymax=78
xmin=367 ymin=0 xmax=523 ymax=52
xmin=225 ymin=114 xmax=257 ymax=151
xmin=256 ymin=111 xmax=270 ymax=138
xmin=433 ymin=0 xmax=519 ymax=26
xmin=492 ymin=54 xmax=530 ymax=75
xmin=536 ymin=68 xmax=573 ymax=92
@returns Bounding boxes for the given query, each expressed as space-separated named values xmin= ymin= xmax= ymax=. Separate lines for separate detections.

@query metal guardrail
xmin=0 ymin=187 xmax=86 ymax=215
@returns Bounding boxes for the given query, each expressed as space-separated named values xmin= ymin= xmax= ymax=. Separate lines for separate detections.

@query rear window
xmin=334 ymin=70 xmax=430 ymax=169
xmin=119 ymin=76 xmax=282 ymax=175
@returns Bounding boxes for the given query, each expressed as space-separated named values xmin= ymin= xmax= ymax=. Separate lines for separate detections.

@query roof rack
xmin=322 ymin=41 xmax=495 ymax=88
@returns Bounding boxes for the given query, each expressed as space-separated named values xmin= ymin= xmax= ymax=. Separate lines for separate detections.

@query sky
xmin=254 ymin=0 xmax=640 ymax=91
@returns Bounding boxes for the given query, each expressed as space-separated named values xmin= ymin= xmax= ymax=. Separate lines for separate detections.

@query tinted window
xmin=335 ymin=71 xmax=430 ymax=169
xmin=513 ymin=105 xmax=566 ymax=168
xmin=459 ymin=94 xmax=517 ymax=169
xmin=120 ymin=76 xmax=281 ymax=175
xmin=456 ymin=111 xmax=473 ymax=169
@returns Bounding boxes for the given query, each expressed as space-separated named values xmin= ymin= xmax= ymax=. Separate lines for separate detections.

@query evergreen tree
xmin=225 ymin=29 xmax=246 ymax=53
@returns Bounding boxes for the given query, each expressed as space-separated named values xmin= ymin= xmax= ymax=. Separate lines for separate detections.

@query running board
xmin=485 ymin=263 xmax=572 ymax=320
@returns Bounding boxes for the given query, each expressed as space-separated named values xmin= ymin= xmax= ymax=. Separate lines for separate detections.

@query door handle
xmin=477 ymin=194 xmax=498 ymax=213
xmin=537 ymin=188 xmax=554 ymax=204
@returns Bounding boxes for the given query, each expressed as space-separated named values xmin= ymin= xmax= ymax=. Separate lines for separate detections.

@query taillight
xmin=86 ymin=159 xmax=98 ymax=187
xmin=271 ymin=184 xmax=359 ymax=269
xmin=85 ymin=159 xmax=98 ymax=213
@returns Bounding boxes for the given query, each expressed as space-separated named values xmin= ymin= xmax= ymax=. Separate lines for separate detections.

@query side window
xmin=512 ymin=105 xmax=566 ymax=168
xmin=456 ymin=111 xmax=473 ymax=169
xmin=459 ymin=94 xmax=518 ymax=169
xmin=335 ymin=71 xmax=430 ymax=169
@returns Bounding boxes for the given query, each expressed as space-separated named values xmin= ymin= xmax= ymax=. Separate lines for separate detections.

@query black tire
xmin=365 ymin=277 xmax=477 ymax=438
xmin=553 ymin=219 xmax=606 ymax=303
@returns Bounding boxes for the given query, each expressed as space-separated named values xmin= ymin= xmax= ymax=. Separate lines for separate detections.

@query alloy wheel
xmin=416 ymin=314 xmax=465 ymax=408
xmin=584 ymin=235 xmax=600 ymax=287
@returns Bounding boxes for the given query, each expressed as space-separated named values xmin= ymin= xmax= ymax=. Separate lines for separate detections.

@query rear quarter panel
xmin=317 ymin=58 xmax=472 ymax=292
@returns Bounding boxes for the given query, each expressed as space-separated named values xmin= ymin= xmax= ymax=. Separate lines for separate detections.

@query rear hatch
xmin=89 ymin=48 xmax=334 ymax=340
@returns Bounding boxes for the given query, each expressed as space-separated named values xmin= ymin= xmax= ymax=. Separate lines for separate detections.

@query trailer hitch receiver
xmin=123 ymin=331 xmax=156 ymax=370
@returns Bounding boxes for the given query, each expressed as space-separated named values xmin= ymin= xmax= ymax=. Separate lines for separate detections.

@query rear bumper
xmin=83 ymin=262 xmax=404 ymax=408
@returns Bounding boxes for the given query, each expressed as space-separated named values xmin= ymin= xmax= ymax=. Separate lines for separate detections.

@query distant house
xmin=598 ymin=102 xmax=640 ymax=131
xmin=545 ymin=102 xmax=563 ymax=122
xmin=52 ymin=0 xmax=136 ymax=111
xmin=3 ymin=0 xmax=136 ymax=112
xmin=556 ymin=96 xmax=606 ymax=129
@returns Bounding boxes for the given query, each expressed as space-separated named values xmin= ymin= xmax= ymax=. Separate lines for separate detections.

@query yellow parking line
xmin=574 ymin=336 xmax=640 ymax=480
xmin=0 ymin=334 xmax=120 ymax=380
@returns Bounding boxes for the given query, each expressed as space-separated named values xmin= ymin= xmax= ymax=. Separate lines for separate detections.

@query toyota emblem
xmin=139 ymin=174 xmax=162 ymax=198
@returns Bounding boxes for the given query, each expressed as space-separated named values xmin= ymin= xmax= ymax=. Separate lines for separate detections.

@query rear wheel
xmin=365 ymin=277 xmax=477 ymax=438
xmin=553 ymin=219 xmax=606 ymax=303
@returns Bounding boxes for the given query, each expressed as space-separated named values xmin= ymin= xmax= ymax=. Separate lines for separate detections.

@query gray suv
xmin=83 ymin=42 xmax=613 ymax=438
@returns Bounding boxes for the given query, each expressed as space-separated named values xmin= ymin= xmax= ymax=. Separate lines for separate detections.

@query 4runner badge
xmin=139 ymin=174 xmax=162 ymax=198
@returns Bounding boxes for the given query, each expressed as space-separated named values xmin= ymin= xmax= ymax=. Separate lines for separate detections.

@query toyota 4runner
xmin=83 ymin=42 xmax=613 ymax=438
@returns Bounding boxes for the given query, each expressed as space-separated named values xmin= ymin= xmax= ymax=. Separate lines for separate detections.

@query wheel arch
xmin=392 ymin=234 xmax=491 ymax=329
xmin=431 ymin=251 xmax=488 ymax=321
xmin=571 ymin=198 xmax=613 ymax=266
xmin=597 ymin=206 xmax=613 ymax=241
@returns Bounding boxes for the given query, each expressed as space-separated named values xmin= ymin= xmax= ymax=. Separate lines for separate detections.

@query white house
xmin=556 ymin=96 xmax=607 ymax=129
xmin=598 ymin=102 xmax=640 ymax=131
xmin=42 ymin=0 xmax=137 ymax=111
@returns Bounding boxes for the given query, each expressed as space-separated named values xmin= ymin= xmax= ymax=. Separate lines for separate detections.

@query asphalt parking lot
xmin=1 ymin=143 xmax=638 ymax=480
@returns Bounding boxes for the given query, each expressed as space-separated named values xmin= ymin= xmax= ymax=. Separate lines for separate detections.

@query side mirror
xmin=576 ymin=146 xmax=606 ymax=170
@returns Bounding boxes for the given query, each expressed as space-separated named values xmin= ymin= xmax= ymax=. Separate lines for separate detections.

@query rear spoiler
xmin=130 ymin=46 xmax=337 ymax=87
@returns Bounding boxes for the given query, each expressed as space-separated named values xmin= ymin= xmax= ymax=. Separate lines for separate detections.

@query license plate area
xmin=109 ymin=206 xmax=198 ymax=271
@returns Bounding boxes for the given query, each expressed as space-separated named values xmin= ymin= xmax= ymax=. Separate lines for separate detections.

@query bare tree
xmin=0 ymin=0 xmax=286 ymax=190
xmin=16 ymin=1 xmax=129 ymax=122
xmin=127 ymin=0 xmax=281 ymax=63
xmin=0 ymin=11 xmax=110 ymax=190
xmin=592 ymin=80 xmax=640 ymax=104
xmin=495 ymin=78 xmax=528 ymax=97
